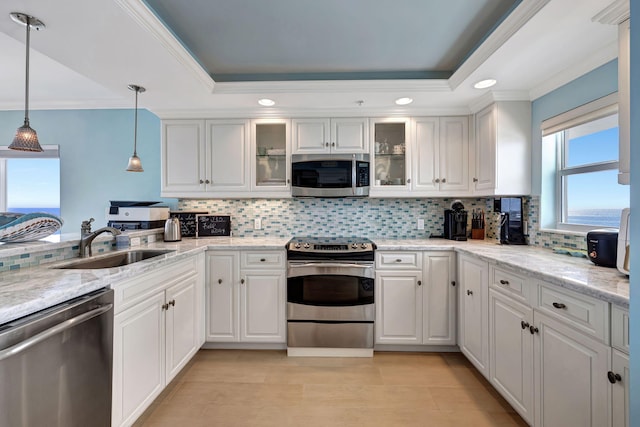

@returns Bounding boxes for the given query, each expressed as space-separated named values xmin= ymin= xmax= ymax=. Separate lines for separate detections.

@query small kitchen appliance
xmin=617 ymin=208 xmax=630 ymax=275
xmin=587 ymin=229 xmax=618 ymax=268
xmin=106 ymin=201 xmax=169 ymax=230
xmin=163 ymin=217 xmax=182 ymax=242
xmin=291 ymin=153 xmax=370 ymax=197
xmin=444 ymin=201 xmax=468 ymax=241
xmin=495 ymin=197 xmax=527 ymax=245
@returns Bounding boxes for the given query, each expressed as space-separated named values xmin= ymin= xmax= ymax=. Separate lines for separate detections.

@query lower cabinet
xmin=206 ymin=250 xmax=286 ymax=343
xmin=375 ymin=251 xmax=456 ymax=346
xmin=611 ymin=349 xmax=630 ymax=427
xmin=112 ymin=255 xmax=204 ymax=427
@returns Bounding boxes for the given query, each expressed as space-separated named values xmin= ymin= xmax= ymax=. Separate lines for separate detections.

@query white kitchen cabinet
xmin=206 ymin=250 xmax=286 ymax=344
xmin=458 ymin=253 xmax=489 ymax=378
xmin=472 ymin=101 xmax=531 ymax=196
xmin=370 ymin=118 xmax=411 ymax=196
xmin=375 ymin=251 xmax=456 ymax=346
xmin=489 ymin=289 xmax=534 ymax=424
xmin=206 ymin=119 xmax=251 ymax=192
xmin=533 ymin=311 xmax=611 ymax=427
xmin=412 ymin=116 xmax=470 ymax=195
xmin=112 ymin=255 xmax=204 ymax=427
xmin=251 ymin=119 xmax=291 ymax=195
xmin=611 ymin=349 xmax=630 ymax=427
xmin=161 ymin=120 xmax=206 ymax=194
xmin=291 ymin=117 xmax=369 ymax=154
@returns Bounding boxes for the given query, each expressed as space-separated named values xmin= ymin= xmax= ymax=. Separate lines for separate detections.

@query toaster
xmin=587 ymin=229 xmax=618 ymax=268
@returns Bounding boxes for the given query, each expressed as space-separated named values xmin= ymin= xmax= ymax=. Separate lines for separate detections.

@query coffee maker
xmin=444 ymin=201 xmax=468 ymax=241
xmin=495 ymin=197 xmax=527 ymax=245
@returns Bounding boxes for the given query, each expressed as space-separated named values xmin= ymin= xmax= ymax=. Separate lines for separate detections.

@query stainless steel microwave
xmin=291 ymin=153 xmax=370 ymax=197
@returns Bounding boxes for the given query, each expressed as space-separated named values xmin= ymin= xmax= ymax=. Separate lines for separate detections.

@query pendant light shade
xmin=126 ymin=84 xmax=145 ymax=172
xmin=9 ymin=13 xmax=45 ymax=152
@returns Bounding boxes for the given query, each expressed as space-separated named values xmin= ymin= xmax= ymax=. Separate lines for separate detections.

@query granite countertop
xmin=0 ymin=237 xmax=289 ymax=326
xmin=374 ymin=238 xmax=629 ymax=308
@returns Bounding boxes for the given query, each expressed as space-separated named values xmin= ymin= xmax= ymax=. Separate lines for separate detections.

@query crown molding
xmin=448 ymin=0 xmax=551 ymax=91
xmin=468 ymin=90 xmax=531 ymax=113
xmin=592 ymin=0 xmax=629 ymax=25
xmin=528 ymin=41 xmax=617 ymax=101
xmin=113 ymin=0 xmax=215 ymax=93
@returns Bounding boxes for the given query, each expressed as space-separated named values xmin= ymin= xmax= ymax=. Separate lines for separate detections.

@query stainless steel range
xmin=286 ymin=237 xmax=375 ymax=357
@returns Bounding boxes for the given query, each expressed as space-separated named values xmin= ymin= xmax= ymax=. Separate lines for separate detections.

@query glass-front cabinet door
xmin=370 ymin=118 xmax=411 ymax=195
xmin=251 ymin=119 xmax=291 ymax=195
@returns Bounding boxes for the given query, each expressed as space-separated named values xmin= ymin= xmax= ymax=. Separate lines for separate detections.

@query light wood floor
xmin=134 ymin=350 xmax=528 ymax=427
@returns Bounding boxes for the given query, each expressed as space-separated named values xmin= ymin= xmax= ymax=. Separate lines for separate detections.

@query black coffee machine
xmin=495 ymin=197 xmax=527 ymax=245
xmin=444 ymin=201 xmax=468 ymax=241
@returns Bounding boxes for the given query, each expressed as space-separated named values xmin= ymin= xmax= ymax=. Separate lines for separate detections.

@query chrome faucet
xmin=79 ymin=218 xmax=121 ymax=258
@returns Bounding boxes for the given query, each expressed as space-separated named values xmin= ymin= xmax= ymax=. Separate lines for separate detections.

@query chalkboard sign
xmin=196 ymin=215 xmax=231 ymax=237
xmin=170 ymin=211 xmax=208 ymax=237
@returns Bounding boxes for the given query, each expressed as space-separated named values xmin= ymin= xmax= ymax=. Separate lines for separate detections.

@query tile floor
xmin=134 ymin=350 xmax=528 ymax=427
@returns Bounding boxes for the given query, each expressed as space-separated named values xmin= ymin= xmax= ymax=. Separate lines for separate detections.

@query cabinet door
xmin=489 ymin=290 xmax=534 ymax=424
xmin=439 ymin=116 xmax=469 ymax=192
xmin=458 ymin=255 xmax=489 ymax=377
xmin=422 ymin=252 xmax=456 ymax=345
xmin=412 ymin=117 xmax=439 ymax=193
xmin=331 ymin=117 xmax=369 ymax=153
xmin=375 ymin=271 xmax=422 ymax=344
xmin=206 ymin=119 xmax=250 ymax=191
xmin=611 ymin=349 xmax=629 ymax=427
xmin=112 ymin=292 xmax=165 ymax=427
xmin=292 ymin=118 xmax=331 ymax=153
xmin=161 ymin=120 xmax=206 ymax=195
xmin=474 ymin=105 xmax=496 ymax=192
xmin=165 ymin=274 xmax=199 ymax=382
xmin=206 ymin=252 xmax=239 ymax=342
xmin=251 ymin=119 xmax=291 ymax=193
xmin=533 ymin=312 xmax=611 ymax=427
xmin=371 ymin=118 xmax=411 ymax=194
xmin=240 ymin=271 xmax=286 ymax=342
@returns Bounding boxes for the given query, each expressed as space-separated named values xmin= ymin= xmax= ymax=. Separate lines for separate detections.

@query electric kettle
xmin=163 ymin=217 xmax=182 ymax=242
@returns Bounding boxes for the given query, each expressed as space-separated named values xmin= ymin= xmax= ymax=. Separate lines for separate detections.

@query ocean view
xmin=8 ymin=207 xmax=61 ymax=216
xmin=567 ymin=209 xmax=623 ymax=228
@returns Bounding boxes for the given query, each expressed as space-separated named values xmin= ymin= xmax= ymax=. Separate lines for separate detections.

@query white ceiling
xmin=0 ymin=0 xmax=619 ymax=117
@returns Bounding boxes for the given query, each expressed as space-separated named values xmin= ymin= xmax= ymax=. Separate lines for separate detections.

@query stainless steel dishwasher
xmin=0 ymin=288 xmax=114 ymax=427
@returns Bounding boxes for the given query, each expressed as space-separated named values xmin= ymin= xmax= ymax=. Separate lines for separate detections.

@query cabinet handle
xmin=441 ymin=178 xmax=446 ymax=183
xmin=287 ymin=179 xmax=290 ymax=184
xmin=499 ymin=279 xmax=510 ymax=285
xmin=521 ymin=320 xmax=530 ymax=330
xmin=529 ymin=325 xmax=539 ymax=334
xmin=240 ymin=278 xmax=245 ymax=284
xmin=205 ymin=179 xmax=211 ymax=184
xmin=466 ymin=290 xmax=473 ymax=296
xmin=417 ymin=280 xmax=422 ymax=286
xmin=331 ymin=142 xmax=336 ymax=147
xmin=451 ymin=281 xmax=456 ymax=287
xmin=552 ymin=302 xmax=567 ymax=309
xmin=218 ymin=279 xmax=223 ymax=284
xmin=325 ymin=142 xmax=329 ymax=147
xmin=608 ymin=371 xmax=622 ymax=384
xmin=473 ymin=177 xmax=478 ymax=182
xmin=169 ymin=299 xmax=175 ymax=307
xmin=434 ymin=178 xmax=440 ymax=183
xmin=199 ymin=179 xmax=204 ymax=184
xmin=260 ymin=258 xmax=266 ymax=262
xmin=162 ymin=303 xmax=169 ymax=311
xmin=395 ymin=259 xmax=402 ymax=262
xmin=406 ymin=178 xmax=411 ymax=184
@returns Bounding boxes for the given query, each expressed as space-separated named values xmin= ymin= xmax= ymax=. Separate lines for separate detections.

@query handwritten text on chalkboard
xmin=196 ymin=215 xmax=231 ymax=237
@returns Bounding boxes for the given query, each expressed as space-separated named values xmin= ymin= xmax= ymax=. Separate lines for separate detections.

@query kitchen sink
xmin=55 ymin=249 xmax=175 ymax=269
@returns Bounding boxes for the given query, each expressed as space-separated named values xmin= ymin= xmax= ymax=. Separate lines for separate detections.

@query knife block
xmin=471 ymin=229 xmax=485 ymax=240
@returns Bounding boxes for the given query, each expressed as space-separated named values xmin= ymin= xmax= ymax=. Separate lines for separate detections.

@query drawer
xmin=489 ymin=265 xmax=531 ymax=304
xmin=241 ymin=250 xmax=285 ymax=269
xmin=611 ymin=305 xmax=630 ymax=354
xmin=376 ymin=251 xmax=422 ymax=270
xmin=536 ymin=281 xmax=609 ymax=343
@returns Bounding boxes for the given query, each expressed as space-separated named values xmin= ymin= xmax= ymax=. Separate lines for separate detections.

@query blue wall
xmin=629 ymin=2 xmax=639 ymax=424
xmin=0 ymin=109 xmax=176 ymax=233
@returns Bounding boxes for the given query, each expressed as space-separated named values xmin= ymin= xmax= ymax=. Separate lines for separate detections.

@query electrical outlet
xmin=148 ymin=234 xmax=156 ymax=243
xmin=130 ymin=237 xmax=141 ymax=247
xmin=417 ymin=219 xmax=425 ymax=230
xmin=254 ymin=218 xmax=262 ymax=230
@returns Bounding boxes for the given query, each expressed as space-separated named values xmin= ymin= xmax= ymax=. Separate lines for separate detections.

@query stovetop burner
xmin=287 ymin=237 xmax=375 ymax=261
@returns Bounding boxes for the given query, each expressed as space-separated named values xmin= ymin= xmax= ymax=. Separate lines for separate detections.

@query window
xmin=0 ymin=146 xmax=60 ymax=217
xmin=542 ymin=94 xmax=629 ymax=231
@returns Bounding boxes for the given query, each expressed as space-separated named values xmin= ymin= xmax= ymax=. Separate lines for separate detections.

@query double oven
xmin=286 ymin=237 xmax=375 ymax=352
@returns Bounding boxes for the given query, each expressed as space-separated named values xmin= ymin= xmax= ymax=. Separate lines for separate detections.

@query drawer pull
xmin=260 ymin=258 xmax=266 ymax=262
xmin=529 ymin=325 xmax=539 ymax=335
xmin=466 ymin=290 xmax=473 ymax=296
xmin=521 ymin=320 xmax=530 ymax=330
xmin=395 ymin=259 xmax=402 ymax=263
xmin=608 ymin=371 xmax=622 ymax=384
xmin=218 ymin=279 xmax=223 ymax=284
xmin=552 ymin=302 xmax=567 ymax=309
xmin=499 ymin=279 xmax=509 ymax=285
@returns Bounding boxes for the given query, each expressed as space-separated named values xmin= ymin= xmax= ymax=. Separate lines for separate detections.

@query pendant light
xmin=126 ymin=84 xmax=146 ymax=172
xmin=9 ymin=13 xmax=45 ymax=152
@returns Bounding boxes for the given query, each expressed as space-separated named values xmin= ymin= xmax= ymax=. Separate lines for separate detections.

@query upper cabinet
xmin=251 ymin=119 xmax=291 ymax=195
xmin=206 ymin=119 xmax=251 ymax=193
xmin=161 ymin=120 xmax=207 ymax=195
xmin=473 ymin=101 xmax=531 ymax=196
xmin=291 ymin=117 xmax=369 ymax=154
xmin=370 ymin=118 xmax=411 ymax=195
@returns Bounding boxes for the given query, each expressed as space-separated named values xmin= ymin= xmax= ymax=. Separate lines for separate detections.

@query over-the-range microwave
xmin=291 ymin=153 xmax=370 ymax=197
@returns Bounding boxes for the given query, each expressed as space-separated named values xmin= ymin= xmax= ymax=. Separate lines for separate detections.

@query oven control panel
xmin=287 ymin=241 xmax=375 ymax=253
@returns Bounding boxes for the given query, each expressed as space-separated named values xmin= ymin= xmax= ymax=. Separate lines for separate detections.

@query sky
xmin=7 ymin=158 xmax=60 ymax=208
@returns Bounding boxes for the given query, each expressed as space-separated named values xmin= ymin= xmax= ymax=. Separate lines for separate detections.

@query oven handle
xmin=287 ymin=262 xmax=374 ymax=279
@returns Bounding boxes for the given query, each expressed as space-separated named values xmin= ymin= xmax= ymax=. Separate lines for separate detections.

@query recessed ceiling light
xmin=395 ymin=97 xmax=413 ymax=106
xmin=258 ymin=98 xmax=275 ymax=107
xmin=473 ymin=79 xmax=497 ymax=89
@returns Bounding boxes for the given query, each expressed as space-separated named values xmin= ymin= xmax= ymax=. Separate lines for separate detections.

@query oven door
xmin=287 ymin=262 xmax=374 ymax=321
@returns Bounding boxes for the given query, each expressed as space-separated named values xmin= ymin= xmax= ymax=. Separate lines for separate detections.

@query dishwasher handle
xmin=0 ymin=303 xmax=113 ymax=361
